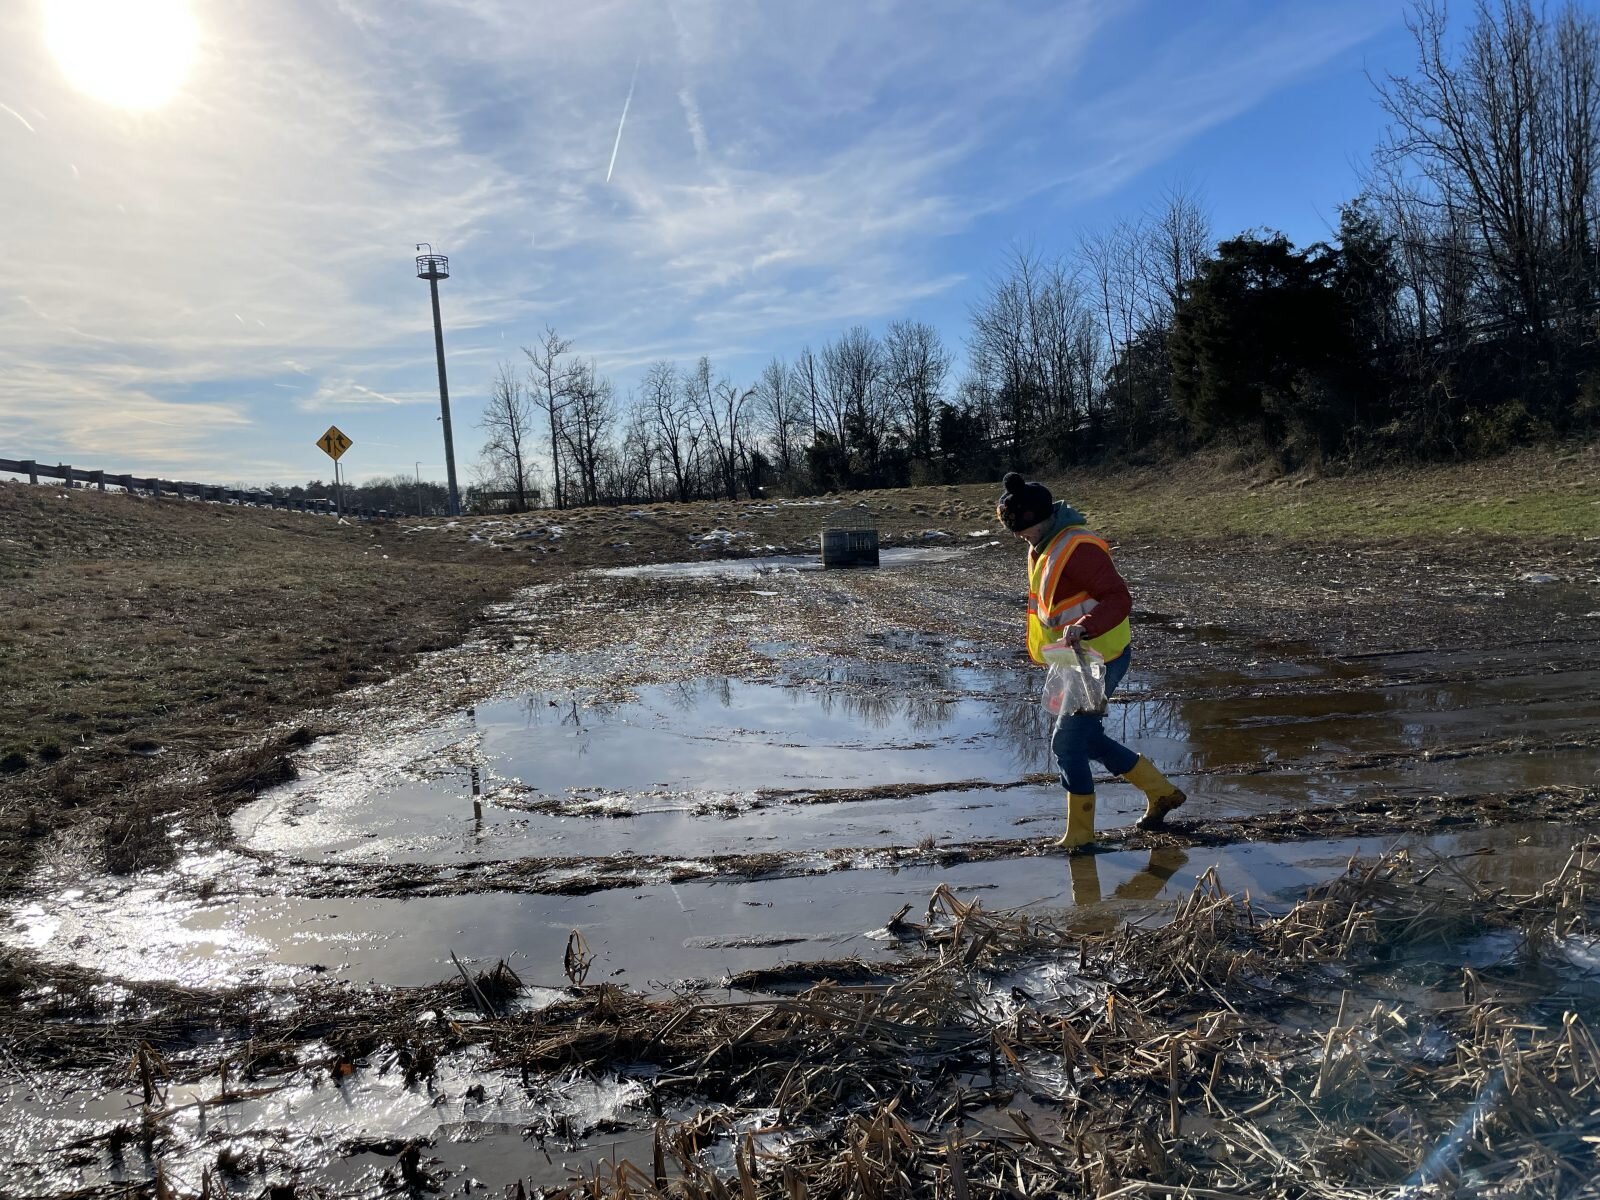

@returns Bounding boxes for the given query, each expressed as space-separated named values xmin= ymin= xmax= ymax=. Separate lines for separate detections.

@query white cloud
xmin=0 ymin=359 xmax=251 ymax=470
xmin=0 ymin=0 xmax=1396 ymax=480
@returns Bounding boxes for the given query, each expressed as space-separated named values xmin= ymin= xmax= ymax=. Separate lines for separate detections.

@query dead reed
xmin=15 ymin=841 xmax=1600 ymax=1197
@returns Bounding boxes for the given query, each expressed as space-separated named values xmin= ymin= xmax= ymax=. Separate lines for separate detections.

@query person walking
xmin=996 ymin=471 xmax=1186 ymax=850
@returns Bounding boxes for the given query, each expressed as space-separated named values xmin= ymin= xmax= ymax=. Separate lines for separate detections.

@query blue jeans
xmin=1051 ymin=649 xmax=1139 ymax=794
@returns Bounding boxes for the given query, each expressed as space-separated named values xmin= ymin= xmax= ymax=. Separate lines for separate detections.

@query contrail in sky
xmin=605 ymin=57 xmax=640 ymax=184
xmin=0 ymin=102 xmax=36 ymax=133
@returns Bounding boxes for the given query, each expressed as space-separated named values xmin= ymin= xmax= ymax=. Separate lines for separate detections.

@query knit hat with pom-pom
xmin=995 ymin=471 xmax=1054 ymax=532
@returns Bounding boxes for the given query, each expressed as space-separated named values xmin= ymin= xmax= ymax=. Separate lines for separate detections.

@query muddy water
xmin=475 ymin=675 xmax=1043 ymax=793
xmin=237 ymin=746 xmax=1600 ymax=872
xmin=12 ymin=559 xmax=1600 ymax=1195
xmin=1 ymin=1056 xmax=668 ymax=1197
xmin=243 ymin=775 xmax=1067 ymax=865
xmin=11 ymin=821 xmax=1597 ymax=1200
xmin=1126 ymin=666 xmax=1600 ymax=773
xmin=18 ymin=623 xmax=1595 ymax=996
xmin=12 ymin=824 xmax=1583 ymax=992
xmin=231 ymin=659 xmax=1600 ymax=870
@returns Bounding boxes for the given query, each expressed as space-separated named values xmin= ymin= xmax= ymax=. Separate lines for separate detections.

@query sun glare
xmin=44 ymin=0 xmax=197 ymax=111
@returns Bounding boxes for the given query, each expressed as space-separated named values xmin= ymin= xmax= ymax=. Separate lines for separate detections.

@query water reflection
xmin=1113 ymin=667 xmax=1600 ymax=775
xmin=468 ymin=706 xmax=483 ymax=837
xmin=789 ymin=659 xmax=961 ymax=732
xmin=482 ymin=675 xmax=1051 ymax=795
xmin=243 ymin=659 xmax=1600 ymax=870
xmin=800 ymin=685 xmax=957 ymax=733
xmin=1067 ymin=847 xmax=1190 ymax=910
xmin=474 ymin=664 xmax=1510 ymax=804
xmin=670 ymin=677 xmax=729 ymax=713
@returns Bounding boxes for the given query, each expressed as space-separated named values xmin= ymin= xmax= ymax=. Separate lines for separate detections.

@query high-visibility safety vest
xmin=1026 ymin=526 xmax=1133 ymax=665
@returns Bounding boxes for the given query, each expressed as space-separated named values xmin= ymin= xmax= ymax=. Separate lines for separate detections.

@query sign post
xmin=316 ymin=425 xmax=353 ymax=518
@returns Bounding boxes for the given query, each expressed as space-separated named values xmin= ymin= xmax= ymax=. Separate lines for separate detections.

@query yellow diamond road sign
xmin=316 ymin=425 xmax=353 ymax=461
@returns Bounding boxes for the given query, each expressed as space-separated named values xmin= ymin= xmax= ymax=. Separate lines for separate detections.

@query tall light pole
xmin=414 ymin=461 xmax=424 ymax=517
xmin=415 ymin=244 xmax=461 ymax=516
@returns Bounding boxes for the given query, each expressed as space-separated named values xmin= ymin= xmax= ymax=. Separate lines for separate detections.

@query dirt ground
xmin=2 ymin=446 xmax=1599 ymax=1198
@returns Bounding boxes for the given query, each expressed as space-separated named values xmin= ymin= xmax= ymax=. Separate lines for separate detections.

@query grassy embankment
xmin=1064 ymin=442 xmax=1600 ymax=539
xmin=0 ymin=444 xmax=1594 ymax=890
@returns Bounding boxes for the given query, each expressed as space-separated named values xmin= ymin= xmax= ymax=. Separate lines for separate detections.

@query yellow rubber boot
xmin=1054 ymin=792 xmax=1097 ymax=852
xmin=1123 ymin=756 xmax=1187 ymax=830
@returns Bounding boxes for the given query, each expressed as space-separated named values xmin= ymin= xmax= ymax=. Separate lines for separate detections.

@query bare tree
xmin=791 ymin=346 xmax=823 ymax=445
xmin=479 ymin=361 xmax=537 ymax=511
xmin=968 ymin=248 xmax=1100 ymax=459
xmin=821 ymin=325 xmax=888 ymax=477
xmin=467 ymin=454 xmax=544 ymax=514
xmin=754 ymin=356 xmax=807 ymax=478
xmin=882 ymin=320 xmax=951 ymax=460
xmin=1369 ymin=172 xmax=1481 ymax=350
xmin=642 ymin=359 xmax=697 ymax=502
xmin=1146 ymin=184 xmax=1212 ymax=319
xmin=561 ymin=359 xmax=617 ymax=507
xmin=1080 ymin=221 xmax=1150 ymax=429
xmin=523 ymin=325 xmax=575 ymax=509
xmin=1376 ymin=0 xmax=1600 ymax=342
xmin=684 ymin=356 xmax=753 ymax=501
xmin=967 ymin=250 xmax=1036 ymax=458
xmin=618 ymin=399 xmax=659 ymax=501
xmin=1029 ymin=259 xmax=1099 ymax=435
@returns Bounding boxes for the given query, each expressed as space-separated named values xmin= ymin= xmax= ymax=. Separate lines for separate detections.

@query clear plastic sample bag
xmin=1041 ymin=642 xmax=1108 ymax=723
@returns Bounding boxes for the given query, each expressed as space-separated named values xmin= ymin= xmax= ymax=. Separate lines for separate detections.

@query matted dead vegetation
xmin=10 ymin=840 xmax=1600 ymax=1197
xmin=518 ymin=842 xmax=1600 ymax=1198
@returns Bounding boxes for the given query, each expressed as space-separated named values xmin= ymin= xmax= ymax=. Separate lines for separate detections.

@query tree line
xmin=261 ymin=475 xmax=453 ymax=516
xmin=461 ymin=0 xmax=1600 ymax=510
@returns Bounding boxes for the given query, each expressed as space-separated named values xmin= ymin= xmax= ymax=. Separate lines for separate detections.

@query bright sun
xmin=45 ymin=0 xmax=197 ymax=111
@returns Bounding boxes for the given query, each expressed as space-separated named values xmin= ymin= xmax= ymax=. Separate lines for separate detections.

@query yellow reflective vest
xmin=1026 ymin=525 xmax=1133 ymax=665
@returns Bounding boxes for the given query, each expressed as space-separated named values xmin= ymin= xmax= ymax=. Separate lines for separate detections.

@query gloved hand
xmin=1058 ymin=620 xmax=1086 ymax=648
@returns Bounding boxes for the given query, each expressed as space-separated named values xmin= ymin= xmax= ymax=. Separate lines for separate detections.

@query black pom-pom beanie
xmin=996 ymin=471 xmax=1054 ymax=532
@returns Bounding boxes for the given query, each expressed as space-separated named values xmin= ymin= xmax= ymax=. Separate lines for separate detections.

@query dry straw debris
xmin=521 ymin=842 xmax=1600 ymax=1199
xmin=12 ymin=841 xmax=1600 ymax=1198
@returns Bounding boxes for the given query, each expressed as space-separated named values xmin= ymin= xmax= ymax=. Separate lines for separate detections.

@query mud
xmin=11 ymin=832 xmax=1600 ymax=1198
xmin=3 ymin=532 xmax=1599 ymax=1196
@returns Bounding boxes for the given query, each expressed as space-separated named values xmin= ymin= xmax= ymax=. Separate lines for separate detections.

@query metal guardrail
xmin=0 ymin=457 xmax=390 ymax=519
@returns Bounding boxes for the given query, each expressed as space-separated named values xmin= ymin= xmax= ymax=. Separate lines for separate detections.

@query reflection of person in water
xmin=1069 ymin=846 xmax=1191 ymax=908
xmin=996 ymin=472 xmax=1187 ymax=851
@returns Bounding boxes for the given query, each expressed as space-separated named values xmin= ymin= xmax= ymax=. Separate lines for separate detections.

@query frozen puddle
xmin=11 ymin=825 xmax=1581 ymax=992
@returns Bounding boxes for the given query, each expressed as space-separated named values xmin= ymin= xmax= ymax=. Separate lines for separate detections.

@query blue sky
xmin=0 ymin=0 xmax=1422 ymax=487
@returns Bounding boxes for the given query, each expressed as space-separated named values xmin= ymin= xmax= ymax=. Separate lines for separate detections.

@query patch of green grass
xmin=1055 ymin=445 xmax=1600 ymax=540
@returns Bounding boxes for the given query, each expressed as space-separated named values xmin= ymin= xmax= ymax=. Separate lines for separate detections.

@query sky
xmin=0 ymin=0 xmax=1426 ymax=487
